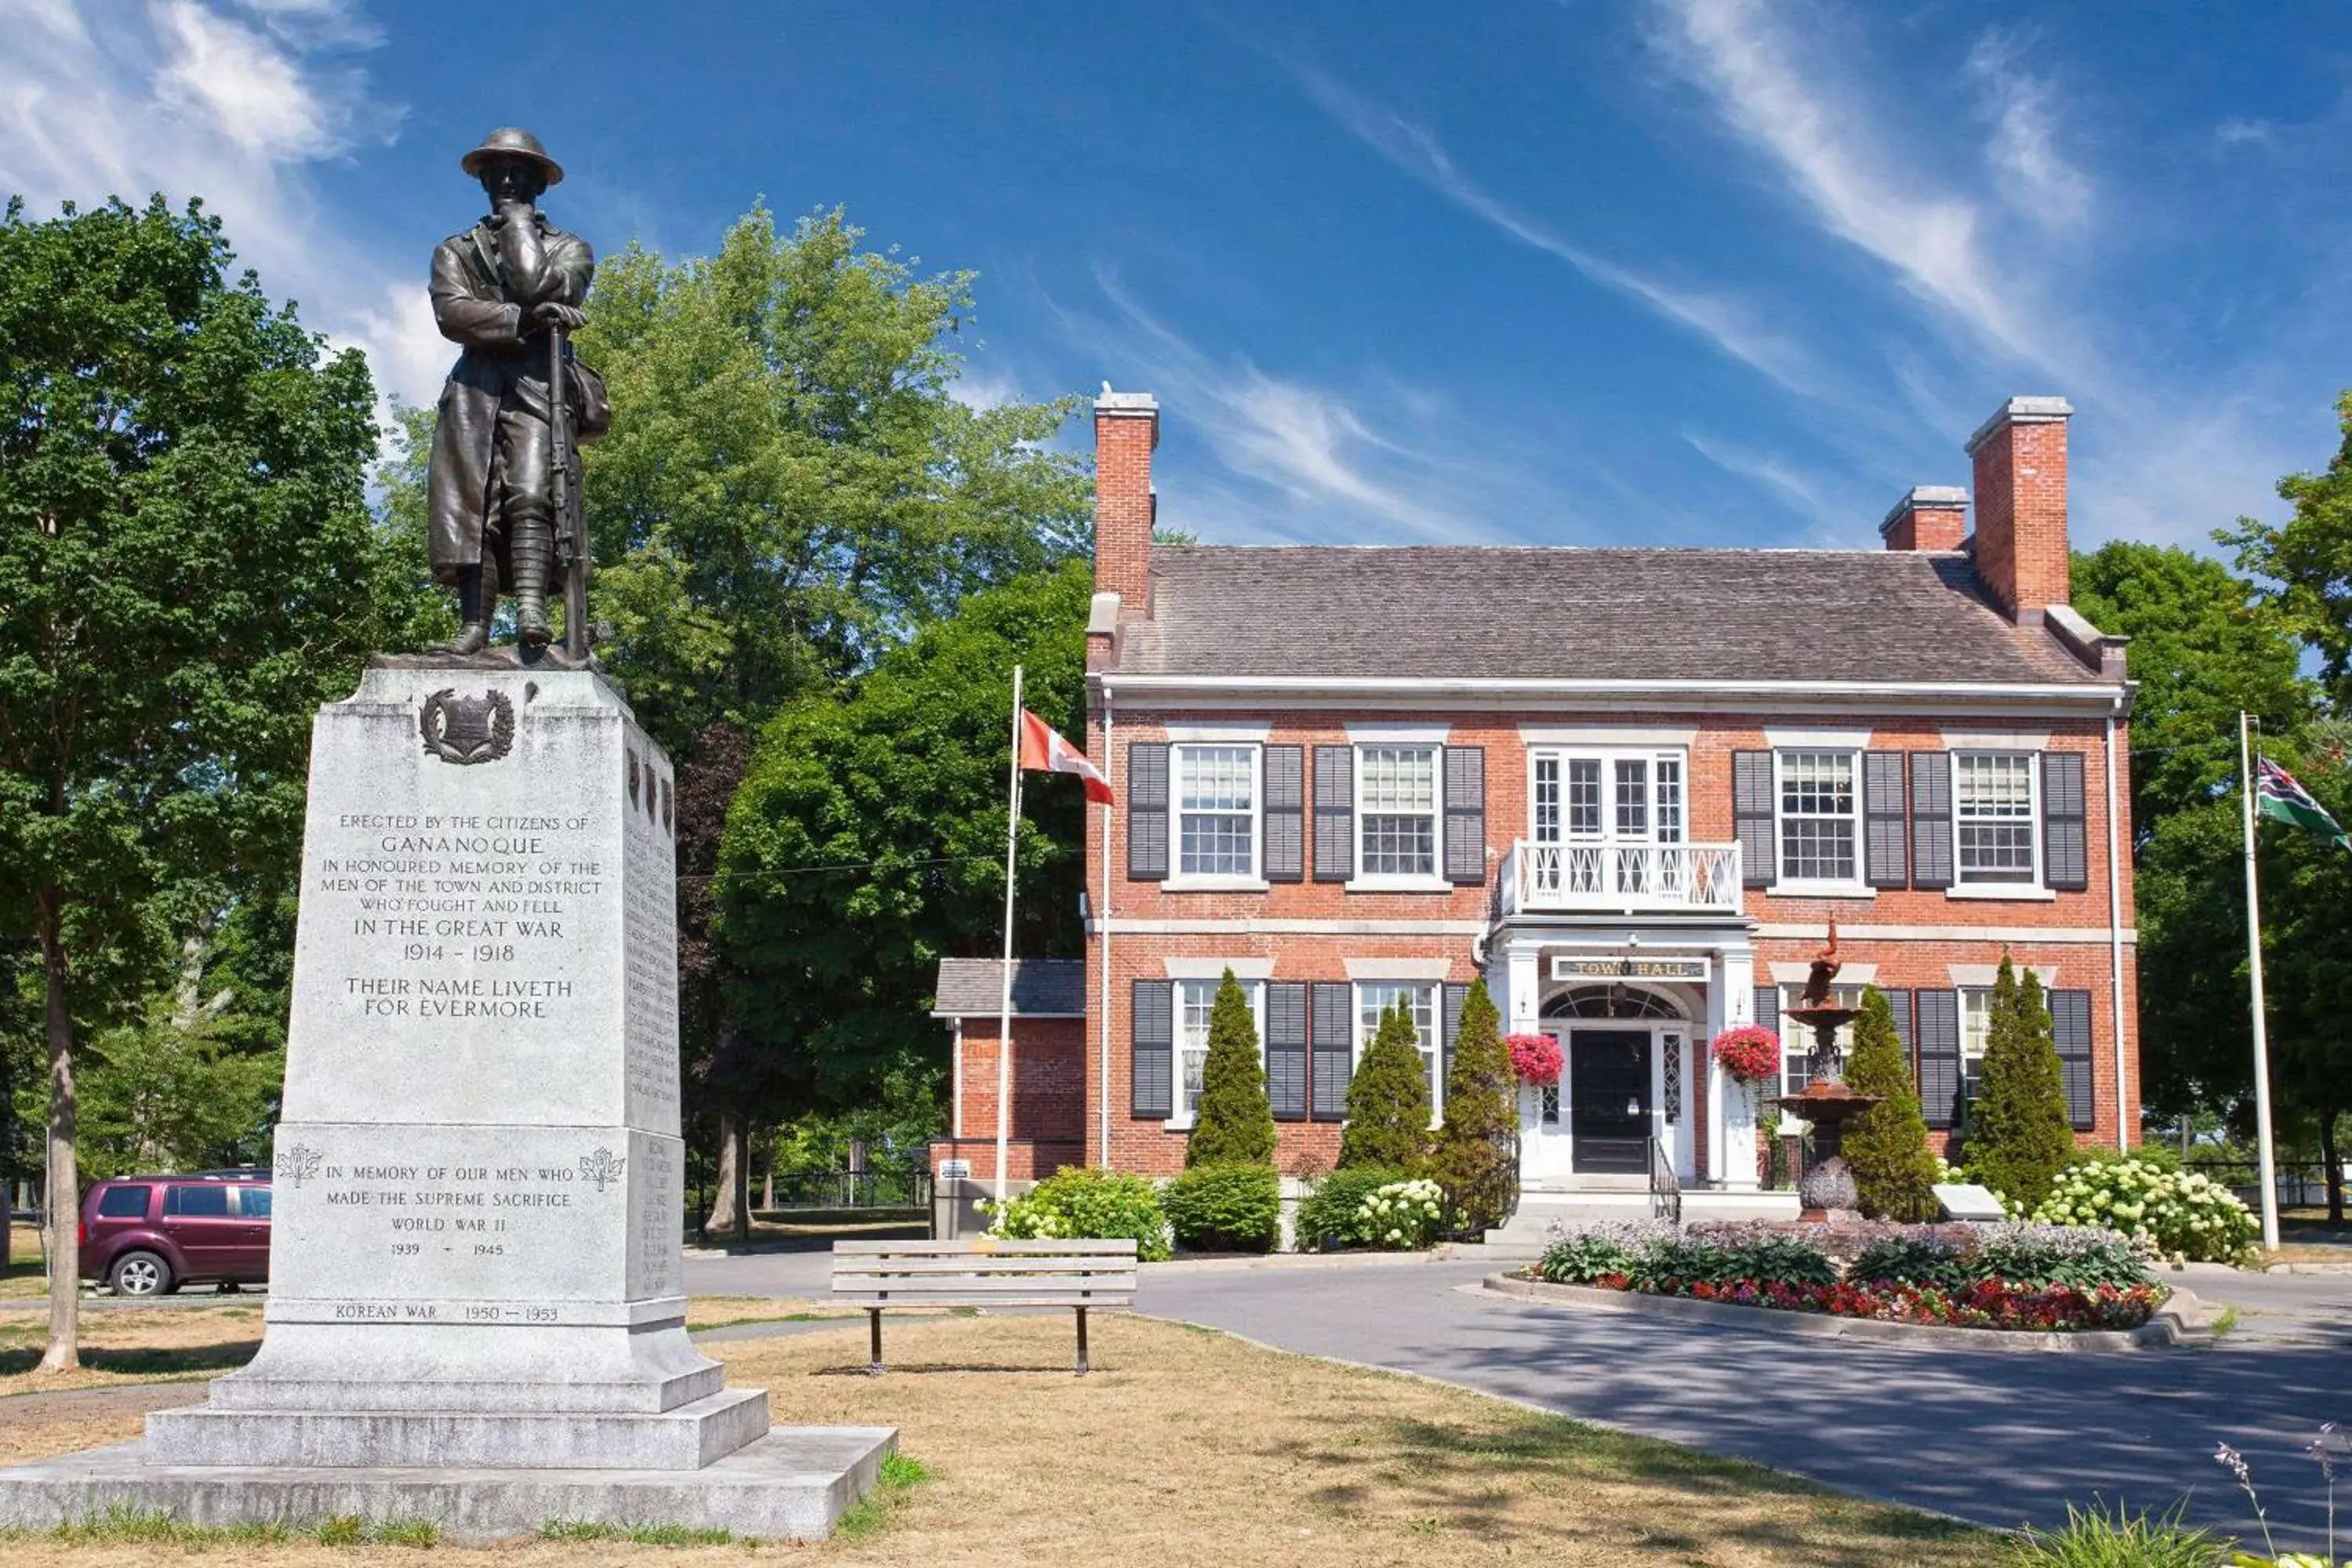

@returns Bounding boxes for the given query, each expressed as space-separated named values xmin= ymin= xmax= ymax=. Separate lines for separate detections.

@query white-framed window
xmin=1954 ymin=753 xmax=2038 ymax=886
xmin=1356 ymin=745 xmax=1439 ymax=880
xmin=1778 ymin=982 xmax=1864 ymax=1098
xmin=1959 ymin=985 xmax=1993 ymax=1104
xmin=1171 ymin=743 xmax=1260 ymax=883
xmin=1777 ymin=750 xmax=1861 ymax=887
xmin=1356 ymin=980 xmax=1441 ymax=1123
xmin=1173 ymin=976 xmax=1265 ymax=1128
xmin=1528 ymin=750 xmax=1687 ymax=847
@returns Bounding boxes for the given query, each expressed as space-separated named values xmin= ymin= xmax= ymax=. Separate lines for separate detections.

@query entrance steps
xmin=1479 ymin=1186 xmax=1802 ymax=1254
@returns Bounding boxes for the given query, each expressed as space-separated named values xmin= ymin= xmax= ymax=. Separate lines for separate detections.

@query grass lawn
xmin=2 ymin=1223 xmax=47 ymax=1300
xmin=0 ymin=1305 xmax=1996 ymax=1565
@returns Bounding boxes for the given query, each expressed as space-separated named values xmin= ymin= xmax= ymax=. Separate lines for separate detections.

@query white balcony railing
xmin=1505 ymin=840 xmax=1744 ymax=916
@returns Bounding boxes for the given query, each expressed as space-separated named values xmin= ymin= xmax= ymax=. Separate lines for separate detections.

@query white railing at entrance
xmin=1505 ymin=840 xmax=1743 ymax=916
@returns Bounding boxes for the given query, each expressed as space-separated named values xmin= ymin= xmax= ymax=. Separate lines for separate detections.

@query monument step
xmin=145 ymin=1388 xmax=770 ymax=1472
xmin=0 ymin=1426 xmax=895 ymax=1542
xmin=201 ymin=1362 xmax=725 ymax=1415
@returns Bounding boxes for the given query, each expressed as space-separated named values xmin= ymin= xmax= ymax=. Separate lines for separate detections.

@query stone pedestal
xmin=0 ymin=660 xmax=889 ymax=1538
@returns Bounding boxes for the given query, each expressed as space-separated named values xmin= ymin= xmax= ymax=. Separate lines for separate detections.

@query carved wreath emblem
xmin=277 ymin=1143 xmax=324 ymax=1188
xmin=580 ymin=1147 xmax=626 ymax=1192
xmin=419 ymin=688 xmax=516 ymax=765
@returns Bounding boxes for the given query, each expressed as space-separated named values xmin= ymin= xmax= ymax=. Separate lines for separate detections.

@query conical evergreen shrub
xmin=1842 ymin=985 xmax=1939 ymax=1221
xmin=1432 ymin=980 xmax=1516 ymax=1232
xmin=1339 ymin=1004 xmax=1432 ymax=1173
xmin=1185 ymin=970 xmax=1276 ymax=1169
xmin=1965 ymin=954 xmax=2073 ymax=1210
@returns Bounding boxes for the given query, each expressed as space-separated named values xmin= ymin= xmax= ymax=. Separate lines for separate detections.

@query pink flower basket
xmin=1504 ymin=1033 xmax=1563 ymax=1087
xmin=1710 ymin=1025 xmax=1781 ymax=1084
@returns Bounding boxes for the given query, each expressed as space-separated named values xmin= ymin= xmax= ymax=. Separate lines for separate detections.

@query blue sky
xmin=6 ymin=0 xmax=2351 ymax=553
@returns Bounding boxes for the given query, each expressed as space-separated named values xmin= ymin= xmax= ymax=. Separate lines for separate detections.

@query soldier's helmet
xmin=460 ymin=128 xmax=563 ymax=187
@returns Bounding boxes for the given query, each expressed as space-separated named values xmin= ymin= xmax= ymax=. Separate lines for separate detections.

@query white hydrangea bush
xmin=1354 ymin=1178 xmax=1447 ymax=1250
xmin=2031 ymin=1158 xmax=2257 ymax=1263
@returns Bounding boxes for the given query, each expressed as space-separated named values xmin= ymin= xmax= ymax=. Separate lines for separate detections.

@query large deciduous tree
xmin=718 ymin=562 xmax=1092 ymax=1122
xmin=0 ymin=197 xmax=383 ymax=1369
xmin=2224 ymin=392 xmax=2352 ymax=710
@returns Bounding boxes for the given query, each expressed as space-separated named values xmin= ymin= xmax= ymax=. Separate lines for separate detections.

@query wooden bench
xmin=829 ymin=1238 xmax=1138 ymax=1374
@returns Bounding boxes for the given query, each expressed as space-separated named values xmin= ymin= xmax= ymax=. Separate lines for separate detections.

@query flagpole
xmin=994 ymin=665 xmax=1025 ymax=1207
xmin=2239 ymin=710 xmax=2281 ymax=1253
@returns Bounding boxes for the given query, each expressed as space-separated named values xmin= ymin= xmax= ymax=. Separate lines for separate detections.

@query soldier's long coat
xmin=425 ymin=215 xmax=595 ymax=584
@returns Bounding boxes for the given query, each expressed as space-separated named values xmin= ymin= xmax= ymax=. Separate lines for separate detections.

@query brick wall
xmin=1970 ymin=402 xmax=2072 ymax=619
xmin=935 ymin=1017 xmax=1087 ymax=1184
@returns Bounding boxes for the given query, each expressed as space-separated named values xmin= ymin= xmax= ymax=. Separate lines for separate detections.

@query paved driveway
xmin=1135 ymin=1258 xmax=2351 ymax=1551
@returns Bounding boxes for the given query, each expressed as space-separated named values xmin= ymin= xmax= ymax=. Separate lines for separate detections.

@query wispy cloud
xmin=0 ymin=1 xmax=430 ymax=417
xmin=1967 ymin=31 xmax=2094 ymax=230
xmin=1282 ymin=56 xmax=1823 ymax=397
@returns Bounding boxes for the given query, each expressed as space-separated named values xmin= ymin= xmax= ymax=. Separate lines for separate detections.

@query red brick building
xmin=940 ymin=390 xmax=2138 ymax=1223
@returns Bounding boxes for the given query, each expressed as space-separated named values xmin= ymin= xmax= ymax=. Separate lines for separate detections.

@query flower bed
xmin=1531 ymin=1218 xmax=2165 ymax=1334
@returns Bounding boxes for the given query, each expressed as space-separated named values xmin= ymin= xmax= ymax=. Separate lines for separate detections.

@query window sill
xmin=1766 ymin=883 xmax=1878 ymax=900
xmin=1163 ymin=876 xmax=1271 ymax=894
xmin=1944 ymin=884 xmax=2057 ymax=902
xmin=1345 ymin=876 xmax=1455 ymax=895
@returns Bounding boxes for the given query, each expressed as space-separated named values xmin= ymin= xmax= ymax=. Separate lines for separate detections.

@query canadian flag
xmin=1017 ymin=709 xmax=1115 ymax=804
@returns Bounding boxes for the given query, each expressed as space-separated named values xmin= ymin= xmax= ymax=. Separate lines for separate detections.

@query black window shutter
xmin=2042 ymin=752 xmax=2089 ymax=891
xmin=1752 ymin=982 xmax=1780 ymax=1039
xmin=1312 ymin=746 xmax=1354 ymax=883
xmin=1265 ymin=982 xmax=1308 ymax=1121
xmin=1916 ymin=989 xmax=1961 ymax=1130
xmin=1311 ymin=982 xmax=1353 ymax=1120
xmin=1883 ymin=987 xmax=1915 ymax=1086
xmin=1443 ymin=748 xmax=1486 ymax=884
xmin=1127 ymin=742 xmax=1169 ymax=881
xmin=1263 ymin=746 xmax=1305 ymax=882
xmin=1441 ymin=982 xmax=1469 ymax=1104
xmin=2051 ymin=988 xmax=2096 ymax=1131
xmin=1910 ymin=752 xmax=1954 ymax=890
xmin=1734 ymin=752 xmax=1776 ymax=887
xmin=1131 ymin=978 xmax=1172 ymax=1120
xmin=1864 ymin=753 xmax=1910 ymax=888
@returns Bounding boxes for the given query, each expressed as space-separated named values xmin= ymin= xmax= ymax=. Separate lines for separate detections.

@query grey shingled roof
xmin=932 ymin=959 xmax=1087 ymax=1018
xmin=1116 ymin=546 xmax=2103 ymax=685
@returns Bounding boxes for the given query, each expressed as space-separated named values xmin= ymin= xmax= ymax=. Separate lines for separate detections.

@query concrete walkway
xmin=1135 ymin=1257 xmax=2351 ymax=1551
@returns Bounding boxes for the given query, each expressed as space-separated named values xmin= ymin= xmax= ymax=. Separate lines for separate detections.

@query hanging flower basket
xmin=1504 ymin=1033 xmax=1563 ymax=1086
xmin=1710 ymin=1025 xmax=1781 ymax=1084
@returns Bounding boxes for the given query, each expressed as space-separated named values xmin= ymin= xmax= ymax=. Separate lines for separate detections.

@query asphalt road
xmin=1133 ymin=1258 xmax=2351 ymax=1551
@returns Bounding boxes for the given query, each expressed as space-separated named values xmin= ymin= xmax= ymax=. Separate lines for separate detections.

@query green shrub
xmin=1430 ymin=979 xmax=1517 ymax=1233
xmin=982 ymin=1167 xmax=1171 ymax=1261
xmin=1354 ymin=1178 xmax=1448 ymax=1249
xmin=1842 ymin=985 xmax=1939 ymax=1221
xmin=1966 ymin=956 xmax=2074 ymax=1212
xmin=1973 ymin=1224 xmax=2151 ymax=1292
xmin=1630 ymin=1232 xmax=1836 ymax=1293
xmin=1164 ymin=1164 xmax=1280 ymax=1253
xmin=1338 ymin=1004 xmax=1432 ymax=1173
xmin=2005 ymin=1499 xmax=2230 ymax=1567
xmin=2033 ymin=1159 xmax=2255 ymax=1263
xmin=1296 ymin=1166 xmax=1410 ymax=1250
xmin=1186 ymin=971 xmax=1276 ymax=1169
xmin=1848 ymin=1232 xmax=1973 ymax=1290
xmin=1534 ymin=1220 xmax=1675 ymax=1284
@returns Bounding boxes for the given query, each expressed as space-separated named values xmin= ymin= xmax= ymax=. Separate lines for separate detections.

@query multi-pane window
xmin=1174 ymin=745 xmax=1258 ymax=880
xmin=1959 ymin=986 xmax=1993 ymax=1104
xmin=1356 ymin=981 xmax=1440 ymax=1120
xmin=1955 ymin=753 xmax=2038 ymax=884
xmin=1566 ymin=758 xmax=1602 ymax=837
xmin=1778 ymin=751 xmax=1860 ymax=884
xmin=1654 ymin=758 xmax=1684 ymax=844
xmin=1613 ymin=760 xmax=1650 ymax=838
xmin=1534 ymin=757 xmax=1562 ymax=843
xmin=1175 ymin=977 xmax=1263 ymax=1126
xmin=1358 ymin=746 xmax=1438 ymax=877
xmin=1528 ymin=752 xmax=1686 ymax=845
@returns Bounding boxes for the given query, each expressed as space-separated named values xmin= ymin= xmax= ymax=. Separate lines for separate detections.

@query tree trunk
xmin=705 ymin=1112 xmax=748 ymax=1242
xmin=36 ymin=893 xmax=78 ymax=1374
xmin=2321 ymin=1109 xmax=2344 ymax=1228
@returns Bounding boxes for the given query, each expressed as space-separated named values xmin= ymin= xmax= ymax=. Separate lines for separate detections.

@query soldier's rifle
xmin=548 ymin=322 xmax=589 ymax=662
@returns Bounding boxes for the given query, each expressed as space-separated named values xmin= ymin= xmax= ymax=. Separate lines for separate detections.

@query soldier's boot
xmin=510 ymin=510 xmax=554 ymax=649
xmin=434 ymin=561 xmax=496 ymax=655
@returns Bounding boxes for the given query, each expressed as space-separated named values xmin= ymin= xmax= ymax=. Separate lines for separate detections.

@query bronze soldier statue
xmin=426 ymin=128 xmax=607 ymax=655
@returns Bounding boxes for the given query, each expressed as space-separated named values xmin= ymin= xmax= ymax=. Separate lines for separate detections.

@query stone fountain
xmin=1774 ymin=922 xmax=1882 ymax=1220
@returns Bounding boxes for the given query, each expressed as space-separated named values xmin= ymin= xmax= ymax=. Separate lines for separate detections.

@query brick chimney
xmin=1879 ymin=485 xmax=1969 ymax=552
xmin=1965 ymin=395 xmax=2073 ymax=622
xmin=1093 ymin=387 xmax=1159 ymax=614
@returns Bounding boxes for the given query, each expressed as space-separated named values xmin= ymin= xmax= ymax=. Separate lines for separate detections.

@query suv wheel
xmin=108 ymin=1250 xmax=172 ymax=1298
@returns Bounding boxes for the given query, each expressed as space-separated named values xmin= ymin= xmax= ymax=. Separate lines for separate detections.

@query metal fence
xmin=753 ymin=1170 xmax=932 ymax=1213
xmin=2186 ymin=1160 xmax=2345 ymax=1212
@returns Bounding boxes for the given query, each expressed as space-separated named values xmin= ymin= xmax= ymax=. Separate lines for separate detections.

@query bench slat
xmin=837 ymin=1295 xmax=1137 ymax=1309
xmin=833 ymin=1276 xmax=1136 ymax=1296
xmin=830 ymin=1239 xmax=1138 ymax=1256
xmin=829 ymin=1257 xmax=1136 ymax=1277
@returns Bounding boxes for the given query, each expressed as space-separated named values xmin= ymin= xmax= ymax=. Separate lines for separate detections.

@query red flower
xmin=1504 ymin=1034 xmax=1564 ymax=1086
xmin=1710 ymin=1026 xmax=1781 ymax=1084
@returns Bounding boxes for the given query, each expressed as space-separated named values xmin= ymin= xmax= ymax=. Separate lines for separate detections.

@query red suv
xmin=79 ymin=1171 xmax=272 ymax=1296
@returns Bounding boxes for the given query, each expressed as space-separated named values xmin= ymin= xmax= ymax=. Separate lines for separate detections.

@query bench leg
xmin=1075 ymin=1305 xmax=1089 ymax=1376
xmin=868 ymin=1308 xmax=884 ymax=1376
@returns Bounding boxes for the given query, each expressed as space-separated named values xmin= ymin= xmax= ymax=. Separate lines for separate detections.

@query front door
xmin=1569 ymin=1029 xmax=1652 ymax=1174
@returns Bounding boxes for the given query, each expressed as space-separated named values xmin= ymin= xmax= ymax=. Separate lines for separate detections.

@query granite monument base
xmin=0 ymin=1427 xmax=897 ymax=1543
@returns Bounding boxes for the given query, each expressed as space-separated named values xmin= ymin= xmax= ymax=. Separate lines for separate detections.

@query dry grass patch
xmin=0 ymin=1306 xmax=262 ymax=1400
xmin=0 ymin=1308 xmax=1994 ymax=1565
